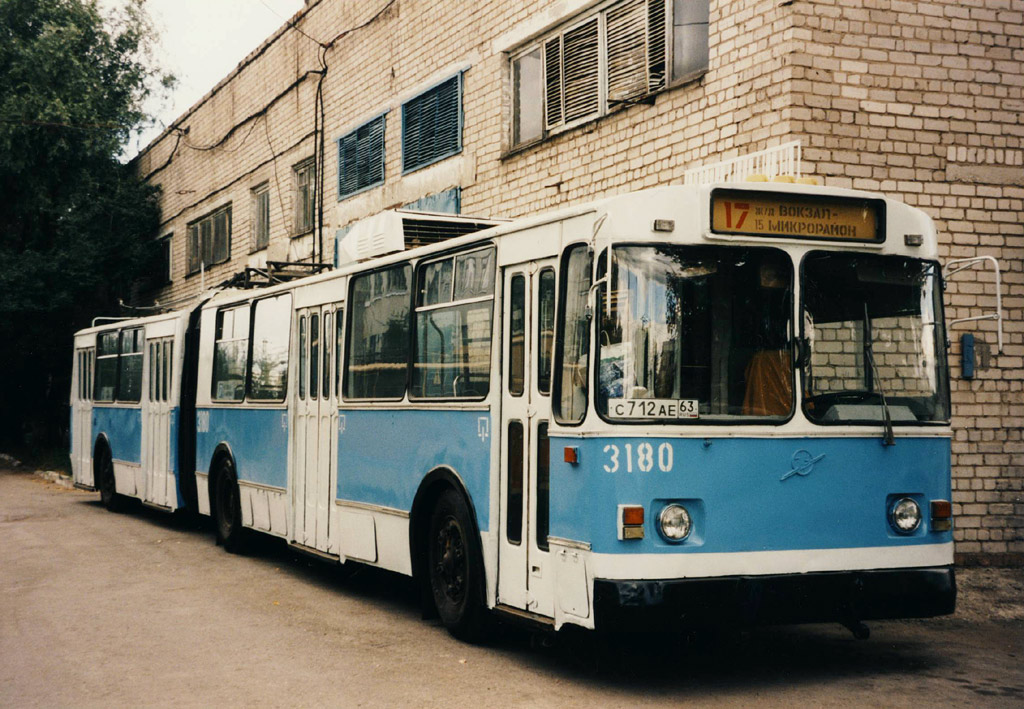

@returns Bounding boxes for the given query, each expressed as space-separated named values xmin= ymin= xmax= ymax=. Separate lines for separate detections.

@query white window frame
xmin=508 ymin=0 xmax=708 ymax=151
xmin=293 ymin=158 xmax=315 ymax=236
xmin=251 ymin=182 xmax=270 ymax=252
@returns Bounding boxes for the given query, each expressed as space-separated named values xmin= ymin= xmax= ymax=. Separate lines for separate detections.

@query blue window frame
xmin=401 ymin=74 xmax=463 ymax=173
xmin=337 ymin=113 xmax=386 ymax=199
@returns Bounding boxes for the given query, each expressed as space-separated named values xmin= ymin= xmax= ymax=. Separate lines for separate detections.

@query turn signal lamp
xmin=563 ymin=446 xmax=579 ymax=465
xmin=931 ymin=500 xmax=953 ymax=532
xmin=618 ymin=505 xmax=645 ymax=540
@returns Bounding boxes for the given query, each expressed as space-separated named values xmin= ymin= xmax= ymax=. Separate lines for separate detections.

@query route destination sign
xmin=711 ymin=189 xmax=884 ymax=243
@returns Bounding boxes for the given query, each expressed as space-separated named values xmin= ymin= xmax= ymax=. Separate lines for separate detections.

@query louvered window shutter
xmin=647 ymin=0 xmax=667 ymax=92
xmin=562 ymin=18 xmax=600 ymax=122
xmin=402 ymin=75 xmax=462 ymax=172
xmin=608 ymin=0 xmax=667 ymax=103
xmin=607 ymin=0 xmax=648 ymax=103
xmin=339 ymin=114 xmax=385 ymax=198
xmin=544 ymin=37 xmax=563 ymax=128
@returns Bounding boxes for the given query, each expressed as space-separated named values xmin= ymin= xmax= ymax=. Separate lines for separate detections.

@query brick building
xmin=135 ymin=0 xmax=1023 ymax=563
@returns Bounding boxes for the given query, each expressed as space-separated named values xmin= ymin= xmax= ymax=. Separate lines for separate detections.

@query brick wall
xmin=135 ymin=0 xmax=1022 ymax=562
xmin=789 ymin=0 xmax=1023 ymax=562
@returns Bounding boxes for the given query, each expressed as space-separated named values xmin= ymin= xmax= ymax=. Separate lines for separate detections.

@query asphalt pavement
xmin=1 ymin=467 xmax=1022 ymax=708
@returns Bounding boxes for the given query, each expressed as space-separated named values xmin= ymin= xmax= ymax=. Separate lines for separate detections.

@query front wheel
xmin=427 ymin=489 xmax=487 ymax=642
xmin=213 ymin=457 xmax=246 ymax=553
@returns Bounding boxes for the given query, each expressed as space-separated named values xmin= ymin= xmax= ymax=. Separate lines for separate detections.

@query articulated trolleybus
xmin=71 ymin=181 xmax=955 ymax=639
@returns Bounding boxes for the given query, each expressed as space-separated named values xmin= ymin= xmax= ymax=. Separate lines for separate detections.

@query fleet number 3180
xmin=602 ymin=442 xmax=674 ymax=473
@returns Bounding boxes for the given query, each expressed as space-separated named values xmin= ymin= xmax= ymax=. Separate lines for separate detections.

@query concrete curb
xmin=36 ymin=470 xmax=75 ymax=489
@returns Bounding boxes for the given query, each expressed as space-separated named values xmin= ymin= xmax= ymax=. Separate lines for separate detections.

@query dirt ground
xmin=2 ymin=467 xmax=1022 ymax=708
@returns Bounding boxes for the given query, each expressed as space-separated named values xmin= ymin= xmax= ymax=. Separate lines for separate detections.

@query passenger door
xmin=291 ymin=304 xmax=342 ymax=553
xmin=71 ymin=347 xmax=95 ymax=487
xmin=498 ymin=260 xmax=557 ymax=617
xmin=142 ymin=337 xmax=176 ymax=508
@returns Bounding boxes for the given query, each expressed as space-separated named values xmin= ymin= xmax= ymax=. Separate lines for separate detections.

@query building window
xmin=338 ymin=114 xmax=386 ymax=199
xmin=402 ymin=74 xmax=463 ymax=173
xmin=186 ymin=205 xmax=232 ymax=275
xmin=157 ymin=234 xmax=172 ymax=285
xmin=510 ymin=0 xmax=709 ymax=149
xmin=293 ymin=159 xmax=315 ymax=235
xmin=252 ymin=183 xmax=270 ymax=251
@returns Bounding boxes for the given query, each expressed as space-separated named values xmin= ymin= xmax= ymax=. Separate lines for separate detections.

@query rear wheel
xmin=427 ymin=489 xmax=487 ymax=642
xmin=213 ymin=457 xmax=246 ymax=553
xmin=96 ymin=447 xmax=127 ymax=512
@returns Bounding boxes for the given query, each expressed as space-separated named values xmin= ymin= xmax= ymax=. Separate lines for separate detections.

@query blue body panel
xmin=92 ymin=406 xmax=142 ymax=464
xmin=338 ymin=409 xmax=492 ymax=531
xmin=549 ymin=436 xmax=952 ymax=554
xmin=196 ymin=407 xmax=289 ymax=489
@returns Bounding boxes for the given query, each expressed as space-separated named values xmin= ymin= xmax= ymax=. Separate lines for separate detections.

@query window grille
xmin=338 ymin=114 xmax=386 ymax=198
xmin=402 ymin=75 xmax=463 ymax=173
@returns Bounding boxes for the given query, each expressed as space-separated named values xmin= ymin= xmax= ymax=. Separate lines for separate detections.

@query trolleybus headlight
xmin=890 ymin=497 xmax=922 ymax=534
xmin=658 ymin=504 xmax=692 ymax=541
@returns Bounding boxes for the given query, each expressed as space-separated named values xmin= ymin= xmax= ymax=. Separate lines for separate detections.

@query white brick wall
xmin=136 ymin=0 xmax=1023 ymax=562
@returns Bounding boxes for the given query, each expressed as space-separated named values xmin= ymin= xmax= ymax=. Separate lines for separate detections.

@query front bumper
xmin=594 ymin=566 xmax=956 ymax=631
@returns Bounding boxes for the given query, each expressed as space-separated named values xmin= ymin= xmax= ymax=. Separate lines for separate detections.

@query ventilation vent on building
xmin=337 ymin=210 xmax=508 ymax=266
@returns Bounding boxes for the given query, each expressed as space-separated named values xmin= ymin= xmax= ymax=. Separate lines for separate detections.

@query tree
xmin=0 ymin=0 xmax=171 ymax=456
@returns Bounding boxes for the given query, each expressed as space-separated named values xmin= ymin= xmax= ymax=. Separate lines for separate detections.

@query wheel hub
xmin=435 ymin=518 xmax=465 ymax=600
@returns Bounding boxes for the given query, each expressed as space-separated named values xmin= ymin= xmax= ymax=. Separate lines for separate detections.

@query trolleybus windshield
xmin=597 ymin=245 xmax=793 ymax=422
xmin=801 ymin=252 xmax=949 ymax=425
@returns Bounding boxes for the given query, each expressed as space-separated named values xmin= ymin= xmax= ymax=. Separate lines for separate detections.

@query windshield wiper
xmin=863 ymin=304 xmax=895 ymax=446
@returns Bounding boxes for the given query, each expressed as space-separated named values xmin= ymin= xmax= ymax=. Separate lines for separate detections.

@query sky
xmin=103 ymin=0 xmax=306 ymax=158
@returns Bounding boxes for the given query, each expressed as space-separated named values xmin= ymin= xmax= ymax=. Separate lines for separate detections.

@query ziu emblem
xmin=781 ymin=449 xmax=826 ymax=481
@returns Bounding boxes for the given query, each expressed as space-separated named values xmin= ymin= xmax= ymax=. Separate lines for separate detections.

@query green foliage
xmin=0 ymin=0 xmax=171 ymax=449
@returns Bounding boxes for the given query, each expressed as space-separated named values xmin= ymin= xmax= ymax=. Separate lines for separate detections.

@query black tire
xmin=427 ymin=489 xmax=488 ymax=642
xmin=96 ymin=447 xmax=127 ymax=513
xmin=213 ymin=457 xmax=246 ymax=553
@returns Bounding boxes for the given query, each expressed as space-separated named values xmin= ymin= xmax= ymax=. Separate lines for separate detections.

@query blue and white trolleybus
xmin=70 ymin=182 xmax=955 ymax=639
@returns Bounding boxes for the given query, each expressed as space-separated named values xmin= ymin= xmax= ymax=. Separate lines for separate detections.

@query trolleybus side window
xmin=212 ymin=305 xmax=250 ymax=402
xmin=412 ymin=247 xmax=496 ymax=399
xmin=118 ymin=327 xmax=144 ymax=403
xmin=346 ymin=264 xmax=412 ymax=400
xmin=537 ymin=267 xmax=556 ymax=395
xmin=250 ymin=294 xmax=291 ymax=401
xmin=509 ymin=274 xmax=526 ymax=396
xmin=322 ymin=312 xmax=332 ymax=399
xmin=163 ymin=341 xmax=172 ymax=401
xmin=85 ymin=350 xmax=94 ymax=400
xmin=299 ymin=315 xmax=307 ymax=400
xmin=506 ymin=419 xmax=524 ymax=545
xmin=554 ymin=244 xmax=593 ymax=424
xmin=309 ymin=312 xmax=320 ymax=400
xmin=335 ymin=309 xmax=344 ymax=397
xmin=95 ymin=332 xmax=119 ymax=402
xmin=536 ymin=421 xmax=550 ymax=551
xmin=149 ymin=342 xmax=158 ymax=402
xmin=596 ymin=245 xmax=793 ymax=422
